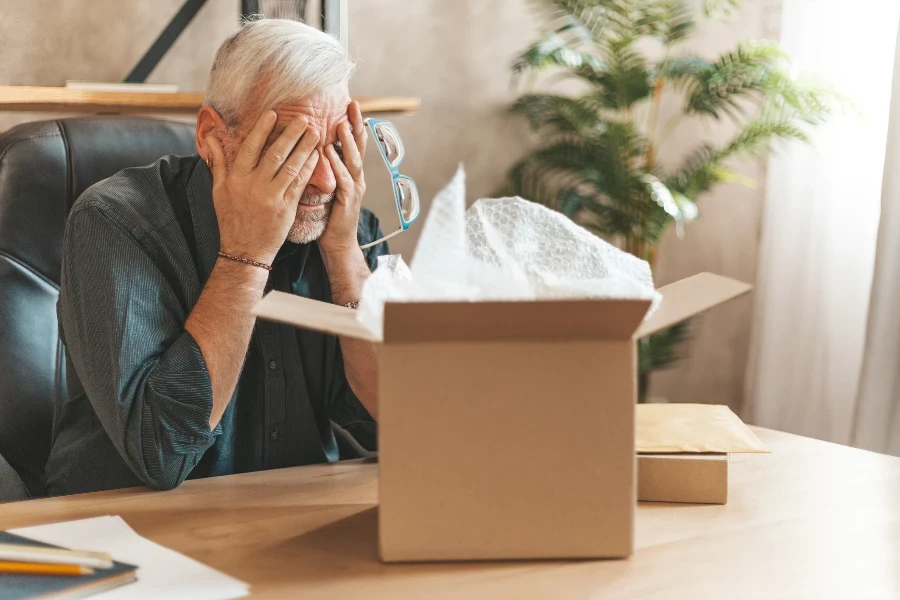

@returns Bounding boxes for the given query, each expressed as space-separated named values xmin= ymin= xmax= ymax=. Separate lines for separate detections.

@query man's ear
xmin=195 ymin=106 xmax=226 ymax=160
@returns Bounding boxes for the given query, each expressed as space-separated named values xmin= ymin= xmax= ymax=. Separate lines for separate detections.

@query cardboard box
xmin=635 ymin=404 xmax=768 ymax=505
xmin=254 ymin=272 xmax=752 ymax=562
xmin=638 ymin=454 xmax=728 ymax=504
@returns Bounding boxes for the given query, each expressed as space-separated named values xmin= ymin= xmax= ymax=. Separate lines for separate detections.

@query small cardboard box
xmin=254 ymin=272 xmax=751 ymax=562
xmin=638 ymin=453 xmax=729 ymax=504
xmin=635 ymin=403 xmax=768 ymax=505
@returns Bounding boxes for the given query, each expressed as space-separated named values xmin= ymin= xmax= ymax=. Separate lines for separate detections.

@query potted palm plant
xmin=503 ymin=0 xmax=835 ymax=399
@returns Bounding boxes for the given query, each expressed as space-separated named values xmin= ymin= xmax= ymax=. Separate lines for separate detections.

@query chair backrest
xmin=0 ymin=116 xmax=197 ymax=498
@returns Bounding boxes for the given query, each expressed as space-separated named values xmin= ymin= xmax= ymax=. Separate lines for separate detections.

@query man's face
xmin=223 ymin=85 xmax=351 ymax=244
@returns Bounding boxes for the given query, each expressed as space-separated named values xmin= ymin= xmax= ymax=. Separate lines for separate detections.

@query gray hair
xmin=203 ymin=17 xmax=355 ymax=127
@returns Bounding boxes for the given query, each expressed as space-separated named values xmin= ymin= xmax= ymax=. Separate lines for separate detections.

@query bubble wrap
xmin=357 ymin=166 xmax=659 ymax=339
xmin=466 ymin=197 xmax=657 ymax=299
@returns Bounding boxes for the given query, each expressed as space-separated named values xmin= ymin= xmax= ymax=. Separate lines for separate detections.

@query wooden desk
xmin=3 ymin=428 xmax=899 ymax=599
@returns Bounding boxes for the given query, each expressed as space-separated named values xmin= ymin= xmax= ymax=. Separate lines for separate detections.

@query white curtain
xmin=744 ymin=2 xmax=900 ymax=444
xmin=852 ymin=29 xmax=900 ymax=456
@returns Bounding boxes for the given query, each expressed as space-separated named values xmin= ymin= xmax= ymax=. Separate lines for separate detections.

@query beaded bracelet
xmin=217 ymin=251 xmax=273 ymax=272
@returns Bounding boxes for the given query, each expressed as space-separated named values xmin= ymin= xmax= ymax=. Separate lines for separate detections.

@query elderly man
xmin=44 ymin=19 xmax=384 ymax=495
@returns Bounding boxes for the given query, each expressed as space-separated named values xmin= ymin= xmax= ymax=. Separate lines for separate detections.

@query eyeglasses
xmin=360 ymin=118 xmax=420 ymax=250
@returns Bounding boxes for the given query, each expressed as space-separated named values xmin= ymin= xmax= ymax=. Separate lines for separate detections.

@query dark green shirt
xmin=44 ymin=155 xmax=386 ymax=495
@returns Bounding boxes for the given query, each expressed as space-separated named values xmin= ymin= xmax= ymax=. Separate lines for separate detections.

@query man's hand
xmin=192 ymin=110 xmax=319 ymax=430
xmin=320 ymin=100 xmax=367 ymax=256
xmin=205 ymin=110 xmax=320 ymax=265
xmin=316 ymin=101 xmax=378 ymax=417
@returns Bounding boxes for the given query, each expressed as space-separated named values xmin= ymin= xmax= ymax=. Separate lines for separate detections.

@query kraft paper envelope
xmin=636 ymin=403 xmax=769 ymax=454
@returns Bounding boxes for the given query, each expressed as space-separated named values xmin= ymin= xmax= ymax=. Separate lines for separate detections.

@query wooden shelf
xmin=0 ymin=86 xmax=420 ymax=115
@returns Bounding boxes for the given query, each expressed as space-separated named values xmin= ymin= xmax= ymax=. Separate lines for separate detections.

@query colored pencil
xmin=0 ymin=543 xmax=113 ymax=569
xmin=0 ymin=560 xmax=94 ymax=576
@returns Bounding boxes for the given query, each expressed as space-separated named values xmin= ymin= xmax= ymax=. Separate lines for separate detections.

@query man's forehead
xmin=236 ymin=89 xmax=350 ymax=136
xmin=272 ymin=93 xmax=351 ymax=122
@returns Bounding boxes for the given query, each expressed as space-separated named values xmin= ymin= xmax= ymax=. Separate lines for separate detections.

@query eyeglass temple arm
xmin=360 ymin=227 xmax=405 ymax=250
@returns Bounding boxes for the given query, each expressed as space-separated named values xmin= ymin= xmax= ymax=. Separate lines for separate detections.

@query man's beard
xmin=286 ymin=191 xmax=333 ymax=244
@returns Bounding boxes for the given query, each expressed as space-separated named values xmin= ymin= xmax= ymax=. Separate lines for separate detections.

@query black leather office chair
xmin=0 ymin=116 xmax=197 ymax=501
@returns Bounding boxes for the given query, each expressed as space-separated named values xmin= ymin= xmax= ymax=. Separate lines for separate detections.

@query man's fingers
xmin=204 ymin=134 xmax=227 ymax=185
xmin=348 ymin=101 xmax=367 ymax=157
xmin=260 ymin=115 xmax=311 ymax=181
xmin=337 ymin=121 xmax=363 ymax=181
xmin=284 ymin=151 xmax=320 ymax=205
xmin=273 ymin=127 xmax=320 ymax=193
xmin=233 ymin=110 xmax=277 ymax=175
xmin=325 ymin=144 xmax=355 ymax=203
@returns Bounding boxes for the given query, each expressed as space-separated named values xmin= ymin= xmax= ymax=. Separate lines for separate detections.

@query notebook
xmin=0 ymin=532 xmax=136 ymax=600
xmin=11 ymin=516 xmax=249 ymax=599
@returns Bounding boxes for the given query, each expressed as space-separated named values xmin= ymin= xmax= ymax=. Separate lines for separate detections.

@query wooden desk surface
xmin=3 ymin=428 xmax=899 ymax=599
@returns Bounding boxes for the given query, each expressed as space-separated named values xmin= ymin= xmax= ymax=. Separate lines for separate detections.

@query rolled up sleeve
xmin=59 ymin=205 xmax=218 ymax=490
xmin=326 ymin=211 xmax=390 ymax=452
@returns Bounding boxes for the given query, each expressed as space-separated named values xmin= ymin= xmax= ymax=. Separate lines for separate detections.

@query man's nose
xmin=307 ymin=148 xmax=336 ymax=195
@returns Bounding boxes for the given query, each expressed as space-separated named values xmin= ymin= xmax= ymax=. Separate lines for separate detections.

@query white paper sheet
xmin=10 ymin=515 xmax=249 ymax=599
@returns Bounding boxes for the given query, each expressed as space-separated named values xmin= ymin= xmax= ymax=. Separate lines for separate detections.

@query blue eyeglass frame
xmin=360 ymin=118 xmax=420 ymax=250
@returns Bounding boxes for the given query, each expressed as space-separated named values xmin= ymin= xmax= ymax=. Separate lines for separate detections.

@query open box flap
xmin=253 ymin=291 xmax=379 ymax=342
xmin=383 ymin=298 xmax=652 ymax=343
xmin=634 ymin=272 xmax=752 ymax=340
xmin=255 ymin=272 xmax=748 ymax=343
xmin=254 ymin=292 xmax=654 ymax=343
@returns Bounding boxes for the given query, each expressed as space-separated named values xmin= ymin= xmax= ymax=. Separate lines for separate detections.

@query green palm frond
xmin=634 ymin=0 xmax=694 ymax=44
xmin=638 ymin=321 xmax=694 ymax=400
xmin=661 ymin=1 xmax=695 ymax=44
xmin=702 ymin=0 xmax=742 ymax=19
xmin=500 ymin=161 xmax=557 ymax=206
xmin=511 ymin=31 xmax=604 ymax=79
xmin=658 ymin=56 xmax=714 ymax=88
xmin=578 ymin=198 xmax=647 ymax=239
xmin=536 ymin=0 xmax=631 ymax=44
xmin=764 ymin=77 xmax=840 ymax=124
xmin=511 ymin=124 xmax=646 ymax=199
xmin=682 ymin=41 xmax=790 ymax=119
xmin=589 ymin=40 xmax=654 ymax=108
xmin=531 ymin=0 xmax=694 ymax=46
xmin=727 ymin=112 xmax=810 ymax=155
xmin=639 ymin=321 xmax=693 ymax=373
xmin=512 ymin=94 xmax=607 ymax=136
xmin=664 ymin=145 xmax=734 ymax=199
xmin=541 ymin=0 xmax=601 ymax=43
xmin=665 ymin=95 xmax=831 ymax=200
xmin=506 ymin=120 xmax=672 ymax=241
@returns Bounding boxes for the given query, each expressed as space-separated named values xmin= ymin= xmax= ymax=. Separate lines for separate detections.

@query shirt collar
xmin=275 ymin=241 xmax=303 ymax=262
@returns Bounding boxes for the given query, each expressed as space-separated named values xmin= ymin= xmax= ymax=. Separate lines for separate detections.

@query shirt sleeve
xmin=326 ymin=210 xmax=391 ymax=451
xmin=58 ymin=205 xmax=219 ymax=490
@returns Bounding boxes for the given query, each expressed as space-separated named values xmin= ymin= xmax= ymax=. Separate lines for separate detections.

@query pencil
xmin=0 ymin=543 xmax=113 ymax=569
xmin=0 ymin=561 xmax=94 ymax=576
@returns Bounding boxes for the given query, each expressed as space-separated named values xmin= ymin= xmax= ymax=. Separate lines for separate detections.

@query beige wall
xmin=0 ymin=0 xmax=237 ymax=131
xmin=0 ymin=0 xmax=773 ymax=411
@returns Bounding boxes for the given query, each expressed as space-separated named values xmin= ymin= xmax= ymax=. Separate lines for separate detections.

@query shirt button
xmin=268 ymin=360 xmax=277 ymax=371
xmin=270 ymin=429 xmax=279 ymax=440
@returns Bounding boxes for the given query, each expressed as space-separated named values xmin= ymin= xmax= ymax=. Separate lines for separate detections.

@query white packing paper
xmin=358 ymin=165 xmax=660 ymax=339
